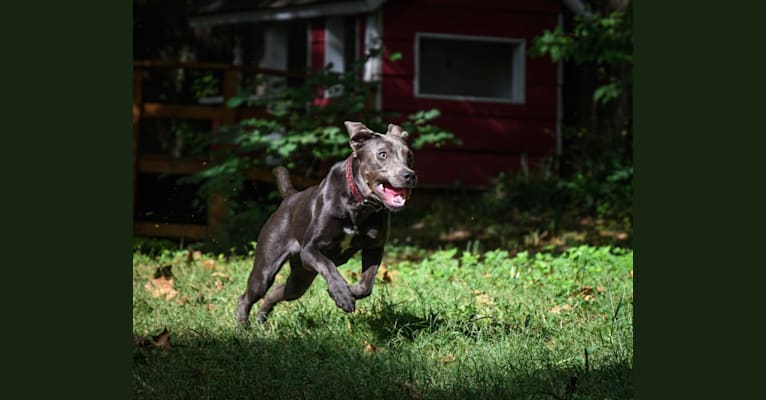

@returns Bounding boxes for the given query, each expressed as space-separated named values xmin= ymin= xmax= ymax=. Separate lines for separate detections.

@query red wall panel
xmin=381 ymin=0 xmax=561 ymax=188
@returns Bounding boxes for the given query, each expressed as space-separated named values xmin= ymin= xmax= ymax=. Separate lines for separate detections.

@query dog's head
xmin=344 ymin=121 xmax=417 ymax=211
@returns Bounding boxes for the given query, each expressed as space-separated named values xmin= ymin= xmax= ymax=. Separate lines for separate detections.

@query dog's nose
xmin=402 ymin=170 xmax=417 ymax=186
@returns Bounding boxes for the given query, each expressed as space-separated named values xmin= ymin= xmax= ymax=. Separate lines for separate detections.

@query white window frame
xmin=414 ymin=32 xmax=526 ymax=104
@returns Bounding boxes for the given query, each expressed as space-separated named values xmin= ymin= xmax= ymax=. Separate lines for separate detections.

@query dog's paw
xmin=349 ymin=283 xmax=373 ymax=299
xmin=328 ymin=283 xmax=356 ymax=313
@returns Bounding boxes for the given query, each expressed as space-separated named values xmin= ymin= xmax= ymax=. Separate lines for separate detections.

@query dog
xmin=236 ymin=121 xmax=417 ymax=327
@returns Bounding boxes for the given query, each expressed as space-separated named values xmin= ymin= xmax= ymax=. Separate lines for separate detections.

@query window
xmin=415 ymin=33 xmax=525 ymax=103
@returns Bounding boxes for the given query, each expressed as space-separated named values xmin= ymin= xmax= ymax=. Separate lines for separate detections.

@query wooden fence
xmin=132 ymin=60 xmax=318 ymax=240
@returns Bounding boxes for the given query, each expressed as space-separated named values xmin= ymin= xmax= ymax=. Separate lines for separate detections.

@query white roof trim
xmin=190 ymin=0 xmax=386 ymax=27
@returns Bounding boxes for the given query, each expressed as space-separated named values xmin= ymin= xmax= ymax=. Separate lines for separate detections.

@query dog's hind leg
xmin=255 ymin=256 xmax=317 ymax=321
xmin=236 ymin=245 xmax=290 ymax=328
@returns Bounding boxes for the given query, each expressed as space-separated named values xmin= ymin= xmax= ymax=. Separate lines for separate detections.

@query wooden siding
xmin=381 ymin=0 xmax=561 ymax=188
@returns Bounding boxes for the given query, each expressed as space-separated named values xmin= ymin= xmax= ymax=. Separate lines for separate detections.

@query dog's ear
xmin=386 ymin=123 xmax=409 ymax=139
xmin=345 ymin=121 xmax=377 ymax=151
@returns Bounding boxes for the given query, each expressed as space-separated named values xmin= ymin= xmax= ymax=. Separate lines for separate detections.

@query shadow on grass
xmin=133 ymin=329 xmax=632 ymax=400
xmin=362 ymin=301 xmax=445 ymax=342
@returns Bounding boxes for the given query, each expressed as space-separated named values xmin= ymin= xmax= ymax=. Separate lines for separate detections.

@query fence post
xmin=206 ymin=67 xmax=240 ymax=240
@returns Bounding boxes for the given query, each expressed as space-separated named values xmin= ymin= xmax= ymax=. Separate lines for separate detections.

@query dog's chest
xmin=339 ymin=226 xmax=380 ymax=252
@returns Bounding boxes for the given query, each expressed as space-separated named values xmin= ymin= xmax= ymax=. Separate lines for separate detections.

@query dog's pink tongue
xmin=381 ymin=184 xmax=408 ymax=207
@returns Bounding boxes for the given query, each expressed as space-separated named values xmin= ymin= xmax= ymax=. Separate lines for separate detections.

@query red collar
xmin=344 ymin=155 xmax=364 ymax=203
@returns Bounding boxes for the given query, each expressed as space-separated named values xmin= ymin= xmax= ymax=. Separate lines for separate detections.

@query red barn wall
xmin=380 ymin=0 xmax=561 ymax=188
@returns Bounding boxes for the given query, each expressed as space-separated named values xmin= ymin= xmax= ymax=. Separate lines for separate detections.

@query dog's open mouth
xmin=375 ymin=182 xmax=410 ymax=209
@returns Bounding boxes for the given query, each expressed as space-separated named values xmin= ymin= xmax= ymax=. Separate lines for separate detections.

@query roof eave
xmin=189 ymin=0 xmax=386 ymax=27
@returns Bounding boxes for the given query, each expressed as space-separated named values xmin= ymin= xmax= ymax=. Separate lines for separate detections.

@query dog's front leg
xmin=300 ymin=244 xmax=356 ymax=312
xmin=350 ymin=247 xmax=383 ymax=299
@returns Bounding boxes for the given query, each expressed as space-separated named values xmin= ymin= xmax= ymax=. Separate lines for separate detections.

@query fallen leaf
xmin=145 ymin=266 xmax=177 ymax=300
xmin=616 ymin=232 xmax=628 ymax=240
xmin=202 ymin=259 xmax=216 ymax=270
xmin=214 ymin=280 xmax=224 ymax=290
xmin=134 ymin=327 xmax=171 ymax=350
xmin=363 ymin=342 xmax=377 ymax=353
xmin=379 ymin=264 xmax=398 ymax=283
xmin=440 ymin=352 xmax=456 ymax=363
xmin=475 ymin=294 xmax=494 ymax=307
xmin=211 ymin=272 xmax=230 ymax=279
xmin=439 ymin=229 xmax=471 ymax=241
xmin=550 ymin=304 xmax=573 ymax=314
xmin=152 ymin=327 xmax=171 ymax=349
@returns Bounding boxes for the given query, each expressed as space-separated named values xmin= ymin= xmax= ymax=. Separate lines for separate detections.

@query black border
xmin=636 ymin=1 xmax=765 ymax=399
xmin=2 ymin=1 xmax=131 ymax=397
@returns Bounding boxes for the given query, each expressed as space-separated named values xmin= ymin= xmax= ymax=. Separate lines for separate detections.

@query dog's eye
xmin=378 ymin=151 xmax=387 ymax=159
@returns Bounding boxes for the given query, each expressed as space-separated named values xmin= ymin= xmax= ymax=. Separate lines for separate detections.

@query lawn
xmin=133 ymin=243 xmax=633 ymax=399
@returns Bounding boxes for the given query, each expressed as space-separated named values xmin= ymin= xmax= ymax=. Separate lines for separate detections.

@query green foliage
xmin=190 ymin=71 xmax=220 ymax=99
xmin=494 ymin=159 xmax=632 ymax=222
xmin=133 ymin=244 xmax=632 ymax=399
xmin=204 ymin=50 xmax=456 ymax=176
xmin=531 ymin=10 xmax=632 ymax=104
xmin=181 ymin=50 xmax=458 ymax=251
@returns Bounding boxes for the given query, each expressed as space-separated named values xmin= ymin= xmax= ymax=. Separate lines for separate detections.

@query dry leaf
xmin=379 ymin=264 xmax=398 ymax=284
xmin=550 ymin=304 xmax=573 ymax=314
xmin=214 ymin=280 xmax=224 ymax=290
xmin=152 ymin=327 xmax=171 ymax=349
xmin=578 ymin=286 xmax=594 ymax=296
xmin=134 ymin=327 xmax=171 ymax=350
xmin=439 ymin=229 xmax=471 ymax=241
xmin=616 ymin=232 xmax=628 ymax=240
xmin=202 ymin=259 xmax=216 ymax=270
xmin=475 ymin=294 xmax=494 ymax=307
xmin=145 ymin=266 xmax=177 ymax=300
xmin=211 ymin=272 xmax=229 ymax=279
xmin=363 ymin=342 xmax=377 ymax=353
xmin=440 ymin=352 xmax=456 ymax=363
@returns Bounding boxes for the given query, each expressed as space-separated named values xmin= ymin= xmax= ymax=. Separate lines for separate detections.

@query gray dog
xmin=236 ymin=121 xmax=417 ymax=327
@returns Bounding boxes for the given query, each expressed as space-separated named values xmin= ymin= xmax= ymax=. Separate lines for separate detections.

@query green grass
xmin=133 ymin=244 xmax=633 ymax=399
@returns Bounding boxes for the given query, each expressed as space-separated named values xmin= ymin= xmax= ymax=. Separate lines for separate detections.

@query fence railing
xmin=132 ymin=60 xmax=317 ymax=240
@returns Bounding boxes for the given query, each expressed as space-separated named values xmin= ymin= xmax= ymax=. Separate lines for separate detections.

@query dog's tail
xmin=273 ymin=166 xmax=298 ymax=198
